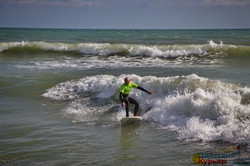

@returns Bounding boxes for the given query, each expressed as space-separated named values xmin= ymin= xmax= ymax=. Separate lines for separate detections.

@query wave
xmin=1 ymin=40 xmax=248 ymax=58
xmin=42 ymin=74 xmax=250 ymax=143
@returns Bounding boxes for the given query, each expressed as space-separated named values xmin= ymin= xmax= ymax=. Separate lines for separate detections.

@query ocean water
xmin=1 ymin=28 xmax=250 ymax=165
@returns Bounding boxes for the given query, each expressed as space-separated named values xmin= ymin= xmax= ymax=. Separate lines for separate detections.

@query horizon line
xmin=1 ymin=26 xmax=250 ymax=31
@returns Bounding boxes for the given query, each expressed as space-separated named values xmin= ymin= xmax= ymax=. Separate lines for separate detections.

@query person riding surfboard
xmin=119 ymin=77 xmax=152 ymax=117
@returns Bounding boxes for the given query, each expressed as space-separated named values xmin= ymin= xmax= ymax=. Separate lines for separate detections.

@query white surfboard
xmin=120 ymin=116 xmax=143 ymax=125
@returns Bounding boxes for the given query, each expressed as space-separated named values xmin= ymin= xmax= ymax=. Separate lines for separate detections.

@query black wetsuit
xmin=119 ymin=86 xmax=149 ymax=117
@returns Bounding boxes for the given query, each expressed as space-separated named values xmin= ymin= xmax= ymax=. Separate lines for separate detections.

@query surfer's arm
xmin=137 ymin=86 xmax=152 ymax=95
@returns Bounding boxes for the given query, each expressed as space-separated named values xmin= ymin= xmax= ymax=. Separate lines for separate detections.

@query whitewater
xmin=42 ymin=74 xmax=250 ymax=143
xmin=2 ymin=40 xmax=249 ymax=71
xmin=0 ymin=40 xmax=238 ymax=57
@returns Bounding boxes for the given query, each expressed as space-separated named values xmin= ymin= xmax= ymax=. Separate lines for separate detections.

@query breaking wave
xmin=42 ymin=74 xmax=250 ymax=143
xmin=0 ymin=40 xmax=244 ymax=58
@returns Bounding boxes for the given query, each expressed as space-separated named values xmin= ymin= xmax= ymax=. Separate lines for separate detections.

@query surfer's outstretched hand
xmin=147 ymin=91 xmax=153 ymax=95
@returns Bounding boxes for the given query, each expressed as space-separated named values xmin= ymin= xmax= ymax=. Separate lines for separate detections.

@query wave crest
xmin=0 ymin=40 xmax=241 ymax=58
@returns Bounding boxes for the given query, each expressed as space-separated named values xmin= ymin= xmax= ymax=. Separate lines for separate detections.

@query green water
xmin=1 ymin=28 xmax=250 ymax=165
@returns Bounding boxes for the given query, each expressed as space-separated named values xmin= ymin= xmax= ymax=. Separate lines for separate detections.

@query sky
xmin=0 ymin=0 xmax=250 ymax=29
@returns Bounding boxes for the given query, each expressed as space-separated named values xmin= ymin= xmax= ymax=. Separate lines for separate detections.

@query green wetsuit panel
xmin=120 ymin=82 xmax=138 ymax=95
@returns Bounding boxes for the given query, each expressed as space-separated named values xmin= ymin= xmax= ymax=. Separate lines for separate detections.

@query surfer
xmin=119 ymin=77 xmax=152 ymax=117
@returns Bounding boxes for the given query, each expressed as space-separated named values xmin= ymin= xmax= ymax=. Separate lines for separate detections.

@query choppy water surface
xmin=1 ymin=28 xmax=250 ymax=165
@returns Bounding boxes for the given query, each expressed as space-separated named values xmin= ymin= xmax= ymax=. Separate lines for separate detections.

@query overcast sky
xmin=0 ymin=0 xmax=250 ymax=29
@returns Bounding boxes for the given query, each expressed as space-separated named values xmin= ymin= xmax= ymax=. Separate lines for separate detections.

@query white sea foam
xmin=0 ymin=40 xmax=235 ymax=57
xmin=42 ymin=75 xmax=120 ymax=101
xmin=43 ymin=74 xmax=250 ymax=143
xmin=15 ymin=55 xmax=188 ymax=70
xmin=1 ymin=41 xmax=237 ymax=70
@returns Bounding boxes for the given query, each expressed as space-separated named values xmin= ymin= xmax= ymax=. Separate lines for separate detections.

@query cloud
xmin=148 ymin=0 xmax=250 ymax=7
xmin=186 ymin=0 xmax=250 ymax=7
xmin=2 ymin=0 xmax=109 ymax=7
xmin=2 ymin=0 xmax=250 ymax=8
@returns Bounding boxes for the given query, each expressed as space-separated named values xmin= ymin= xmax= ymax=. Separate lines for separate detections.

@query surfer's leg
xmin=124 ymin=98 xmax=129 ymax=117
xmin=128 ymin=97 xmax=139 ymax=116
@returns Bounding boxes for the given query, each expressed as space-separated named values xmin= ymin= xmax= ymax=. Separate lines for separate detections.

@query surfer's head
xmin=124 ymin=77 xmax=130 ymax=85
